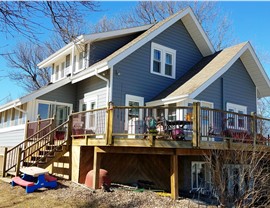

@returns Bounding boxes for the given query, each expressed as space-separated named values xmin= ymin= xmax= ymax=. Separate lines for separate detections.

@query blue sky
xmin=1 ymin=1 xmax=270 ymax=104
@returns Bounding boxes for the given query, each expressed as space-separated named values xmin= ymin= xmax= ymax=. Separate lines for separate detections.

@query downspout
xmin=95 ymin=68 xmax=110 ymax=104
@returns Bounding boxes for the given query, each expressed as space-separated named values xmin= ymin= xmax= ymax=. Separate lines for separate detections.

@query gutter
xmin=95 ymin=69 xmax=110 ymax=104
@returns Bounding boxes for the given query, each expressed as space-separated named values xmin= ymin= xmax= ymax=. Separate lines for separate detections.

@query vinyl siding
xmin=0 ymin=125 xmax=25 ymax=147
xmin=38 ymin=83 xmax=77 ymax=107
xmin=112 ymin=20 xmax=203 ymax=106
xmin=75 ymin=75 xmax=109 ymax=111
xmin=89 ymin=33 xmax=143 ymax=66
xmin=196 ymin=59 xmax=256 ymax=113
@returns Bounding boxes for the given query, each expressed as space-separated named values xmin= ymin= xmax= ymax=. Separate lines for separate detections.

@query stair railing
xmin=19 ymin=120 xmax=70 ymax=170
xmin=2 ymin=118 xmax=54 ymax=177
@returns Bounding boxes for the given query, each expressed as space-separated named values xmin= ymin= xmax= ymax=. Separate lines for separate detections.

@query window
xmin=55 ymin=65 xmax=59 ymax=80
xmin=66 ymin=54 xmax=70 ymax=67
xmin=226 ymin=103 xmax=247 ymax=129
xmin=61 ymin=62 xmax=65 ymax=78
xmin=191 ymin=162 xmax=211 ymax=190
xmin=151 ymin=42 xmax=176 ymax=78
xmin=79 ymin=52 xmax=84 ymax=70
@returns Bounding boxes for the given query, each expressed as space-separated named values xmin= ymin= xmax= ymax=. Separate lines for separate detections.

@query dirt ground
xmin=0 ymin=179 xmax=212 ymax=208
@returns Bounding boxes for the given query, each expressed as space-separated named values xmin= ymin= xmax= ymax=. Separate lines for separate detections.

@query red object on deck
xmin=12 ymin=176 xmax=35 ymax=187
xmin=85 ymin=169 xmax=111 ymax=189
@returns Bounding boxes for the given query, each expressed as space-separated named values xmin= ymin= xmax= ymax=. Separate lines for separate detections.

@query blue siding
xmin=89 ymin=33 xmax=142 ymax=66
xmin=38 ymin=83 xmax=77 ymax=107
xmin=112 ymin=20 xmax=203 ymax=105
xmin=196 ymin=59 xmax=256 ymax=113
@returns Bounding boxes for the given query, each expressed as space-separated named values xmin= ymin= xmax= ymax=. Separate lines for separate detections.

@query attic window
xmin=151 ymin=42 xmax=176 ymax=79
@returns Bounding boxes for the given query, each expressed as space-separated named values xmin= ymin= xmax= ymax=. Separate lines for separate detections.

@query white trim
xmin=0 ymin=124 xmax=25 ymax=133
xmin=35 ymin=99 xmax=73 ymax=119
xmin=191 ymin=42 xmax=270 ymax=99
xmin=38 ymin=25 xmax=152 ymax=69
xmin=108 ymin=8 xmax=214 ymax=67
xmin=125 ymin=94 xmax=144 ymax=132
xmin=71 ymin=63 xmax=109 ymax=84
xmin=84 ymin=24 xmax=153 ymax=43
xmin=150 ymin=42 xmax=176 ymax=79
xmin=109 ymin=66 xmax=113 ymax=102
xmin=226 ymin=102 xmax=247 ymax=130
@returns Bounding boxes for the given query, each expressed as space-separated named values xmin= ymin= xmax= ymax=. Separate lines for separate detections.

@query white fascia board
xmin=107 ymin=8 xmax=214 ymax=67
xmin=107 ymin=8 xmax=191 ymax=67
xmin=164 ymin=98 xmax=186 ymax=105
xmin=246 ymin=43 xmax=270 ymax=88
xmin=83 ymin=24 xmax=153 ymax=43
xmin=20 ymin=78 xmax=71 ymax=104
xmin=71 ymin=63 xmax=109 ymax=84
xmin=162 ymin=94 xmax=189 ymax=102
xmin=38 ymin=35 xmax=84 ymax=68
xmin=145 ymin=100 xmax=164 ymax=106
xmin=0 ymin=99 xmax=21 ymax=113
xmin=187 ymin=9 xmax=215 ymax=55
xmin=190 ymin=44 xmax=249 ymax=99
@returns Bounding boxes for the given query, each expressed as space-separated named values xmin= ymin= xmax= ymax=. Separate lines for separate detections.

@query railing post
xmin=2 ymin=147 xmax=7 ymax=177
xmin=50 ymin=114 xmax=56 ymax=145
xmin=192 ymin=102 xmax=201 ymax=148
xmin=15 ymin=147 xmax=22 ymax=176
xmin=67 ymin=114 xmax=73 ymax=147
xmin=106 ymin=102 xmax=114 ymax=145
xmin=251 ymin=112 xmax=257 ymax=147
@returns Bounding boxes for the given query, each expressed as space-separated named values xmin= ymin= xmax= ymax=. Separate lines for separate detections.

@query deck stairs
xmin=2 ymin=119 xmax=71 ymax=178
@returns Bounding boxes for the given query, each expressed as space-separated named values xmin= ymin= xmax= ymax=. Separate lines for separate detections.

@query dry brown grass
xmin=0 ymin=179 xmax=209 ymax=208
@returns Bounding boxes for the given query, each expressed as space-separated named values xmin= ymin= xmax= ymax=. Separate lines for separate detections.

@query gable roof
xmin=38 ymin=24 xmax=153 ymax=69
xmin=151 ymin=42 xmax=270 ymax=105
xmin=72 ymin=7 xmax=215 ymax=83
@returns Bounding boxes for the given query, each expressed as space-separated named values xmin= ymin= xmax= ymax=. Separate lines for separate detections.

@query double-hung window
xmin=151 ymin=42 xmax=176 ymax=79
xmin=226 ymin=103 xmax=247 ymax=130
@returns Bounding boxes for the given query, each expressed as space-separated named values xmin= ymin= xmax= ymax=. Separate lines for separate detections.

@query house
xmin=1 ymin=7 xmax=270 ymax=200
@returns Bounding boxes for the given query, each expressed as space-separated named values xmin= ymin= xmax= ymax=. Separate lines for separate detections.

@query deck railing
xmin=70 ymin=102 xmax=270 ymax=148
xmin=71 ymin=107 xmax=107 ymax=140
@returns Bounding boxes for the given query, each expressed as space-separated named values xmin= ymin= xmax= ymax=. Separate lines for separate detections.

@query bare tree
xmin=205 ymin=147 xmax=270 ymax=207
xmin=0 ymin=1 xmax=98 ymax=43
xmin=94 ymin=1 xmax=235 ymax=50
xmin=4 ymin=42 xmax=51 ymax=92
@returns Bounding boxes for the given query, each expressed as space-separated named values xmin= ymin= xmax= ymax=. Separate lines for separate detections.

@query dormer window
xmin=151 ymin=42 xmax=176 ymax=79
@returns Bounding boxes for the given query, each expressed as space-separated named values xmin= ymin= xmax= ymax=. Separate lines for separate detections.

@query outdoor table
xmin=13 ymin=167 xmax=57 ymax=193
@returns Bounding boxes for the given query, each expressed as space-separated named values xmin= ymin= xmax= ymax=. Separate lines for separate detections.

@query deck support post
xmin=2 ymin=147 xmax=7 ymax=177
xmin=16 ymin=147 xmax=22 ymax=176
xmin=170 ymin=153 xmax=179 ymax=200
xmin=93 ymin=146 xmax=101 ymax=189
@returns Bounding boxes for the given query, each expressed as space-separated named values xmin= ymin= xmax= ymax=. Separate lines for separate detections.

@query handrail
xmin=26 ymin=117 xmax=54 ymax=124
xmin=3 ymin=119 xmax=54 ymax=176
xmin=20 ymin=120 xmax=69 ymax=168
xmin=22 ymin=120 xmax=68 ymax=153
xmin=6 ymin=121 xmax=53 ymax=154
xmin=71 ymin=107 xmax=107 ymax=116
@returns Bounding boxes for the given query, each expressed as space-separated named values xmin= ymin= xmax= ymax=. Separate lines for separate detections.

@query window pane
xmin=153 ymin=61 xmax=161 ymax=73
xmin=154 ymin=49 xmax=161 ymax=61
xmin=61 ymin=62 xmax=65 ymax=78
xmin=128 ymin=101 xmax=139 ymax=118
xmin=166 ymin=53 xmax=172 ymax=64
xmin=66 ymin=54 xmax=70 ymax=67
xmin=55 ymin=65 xmax=59 ymax=80
xmin=79 ymin=52 xmax=83 ymax=69
xmin=165 ymin=64 xmax=172 ymax=76
xmin=38 ymin=103 xmax=49 ymax=119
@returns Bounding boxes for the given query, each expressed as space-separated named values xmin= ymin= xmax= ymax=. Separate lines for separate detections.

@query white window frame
xmin=226 ymin=103 xmax=247 ymax=130
xmin=125 ymin=94 xmax=144 ymax=132
xmin=35 ymin=100 xmax=73 ymax=122
xmin=150 ymin=42 xmax=176 ymax=79
xmin=191 ymin=161 xmax=211 ymax=190
xmin=83 ymin=97 xmax=97 ymax=130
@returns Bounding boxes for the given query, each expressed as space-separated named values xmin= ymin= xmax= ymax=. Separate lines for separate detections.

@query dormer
xmin=38 ymin=25 xmax=153 ymax=83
